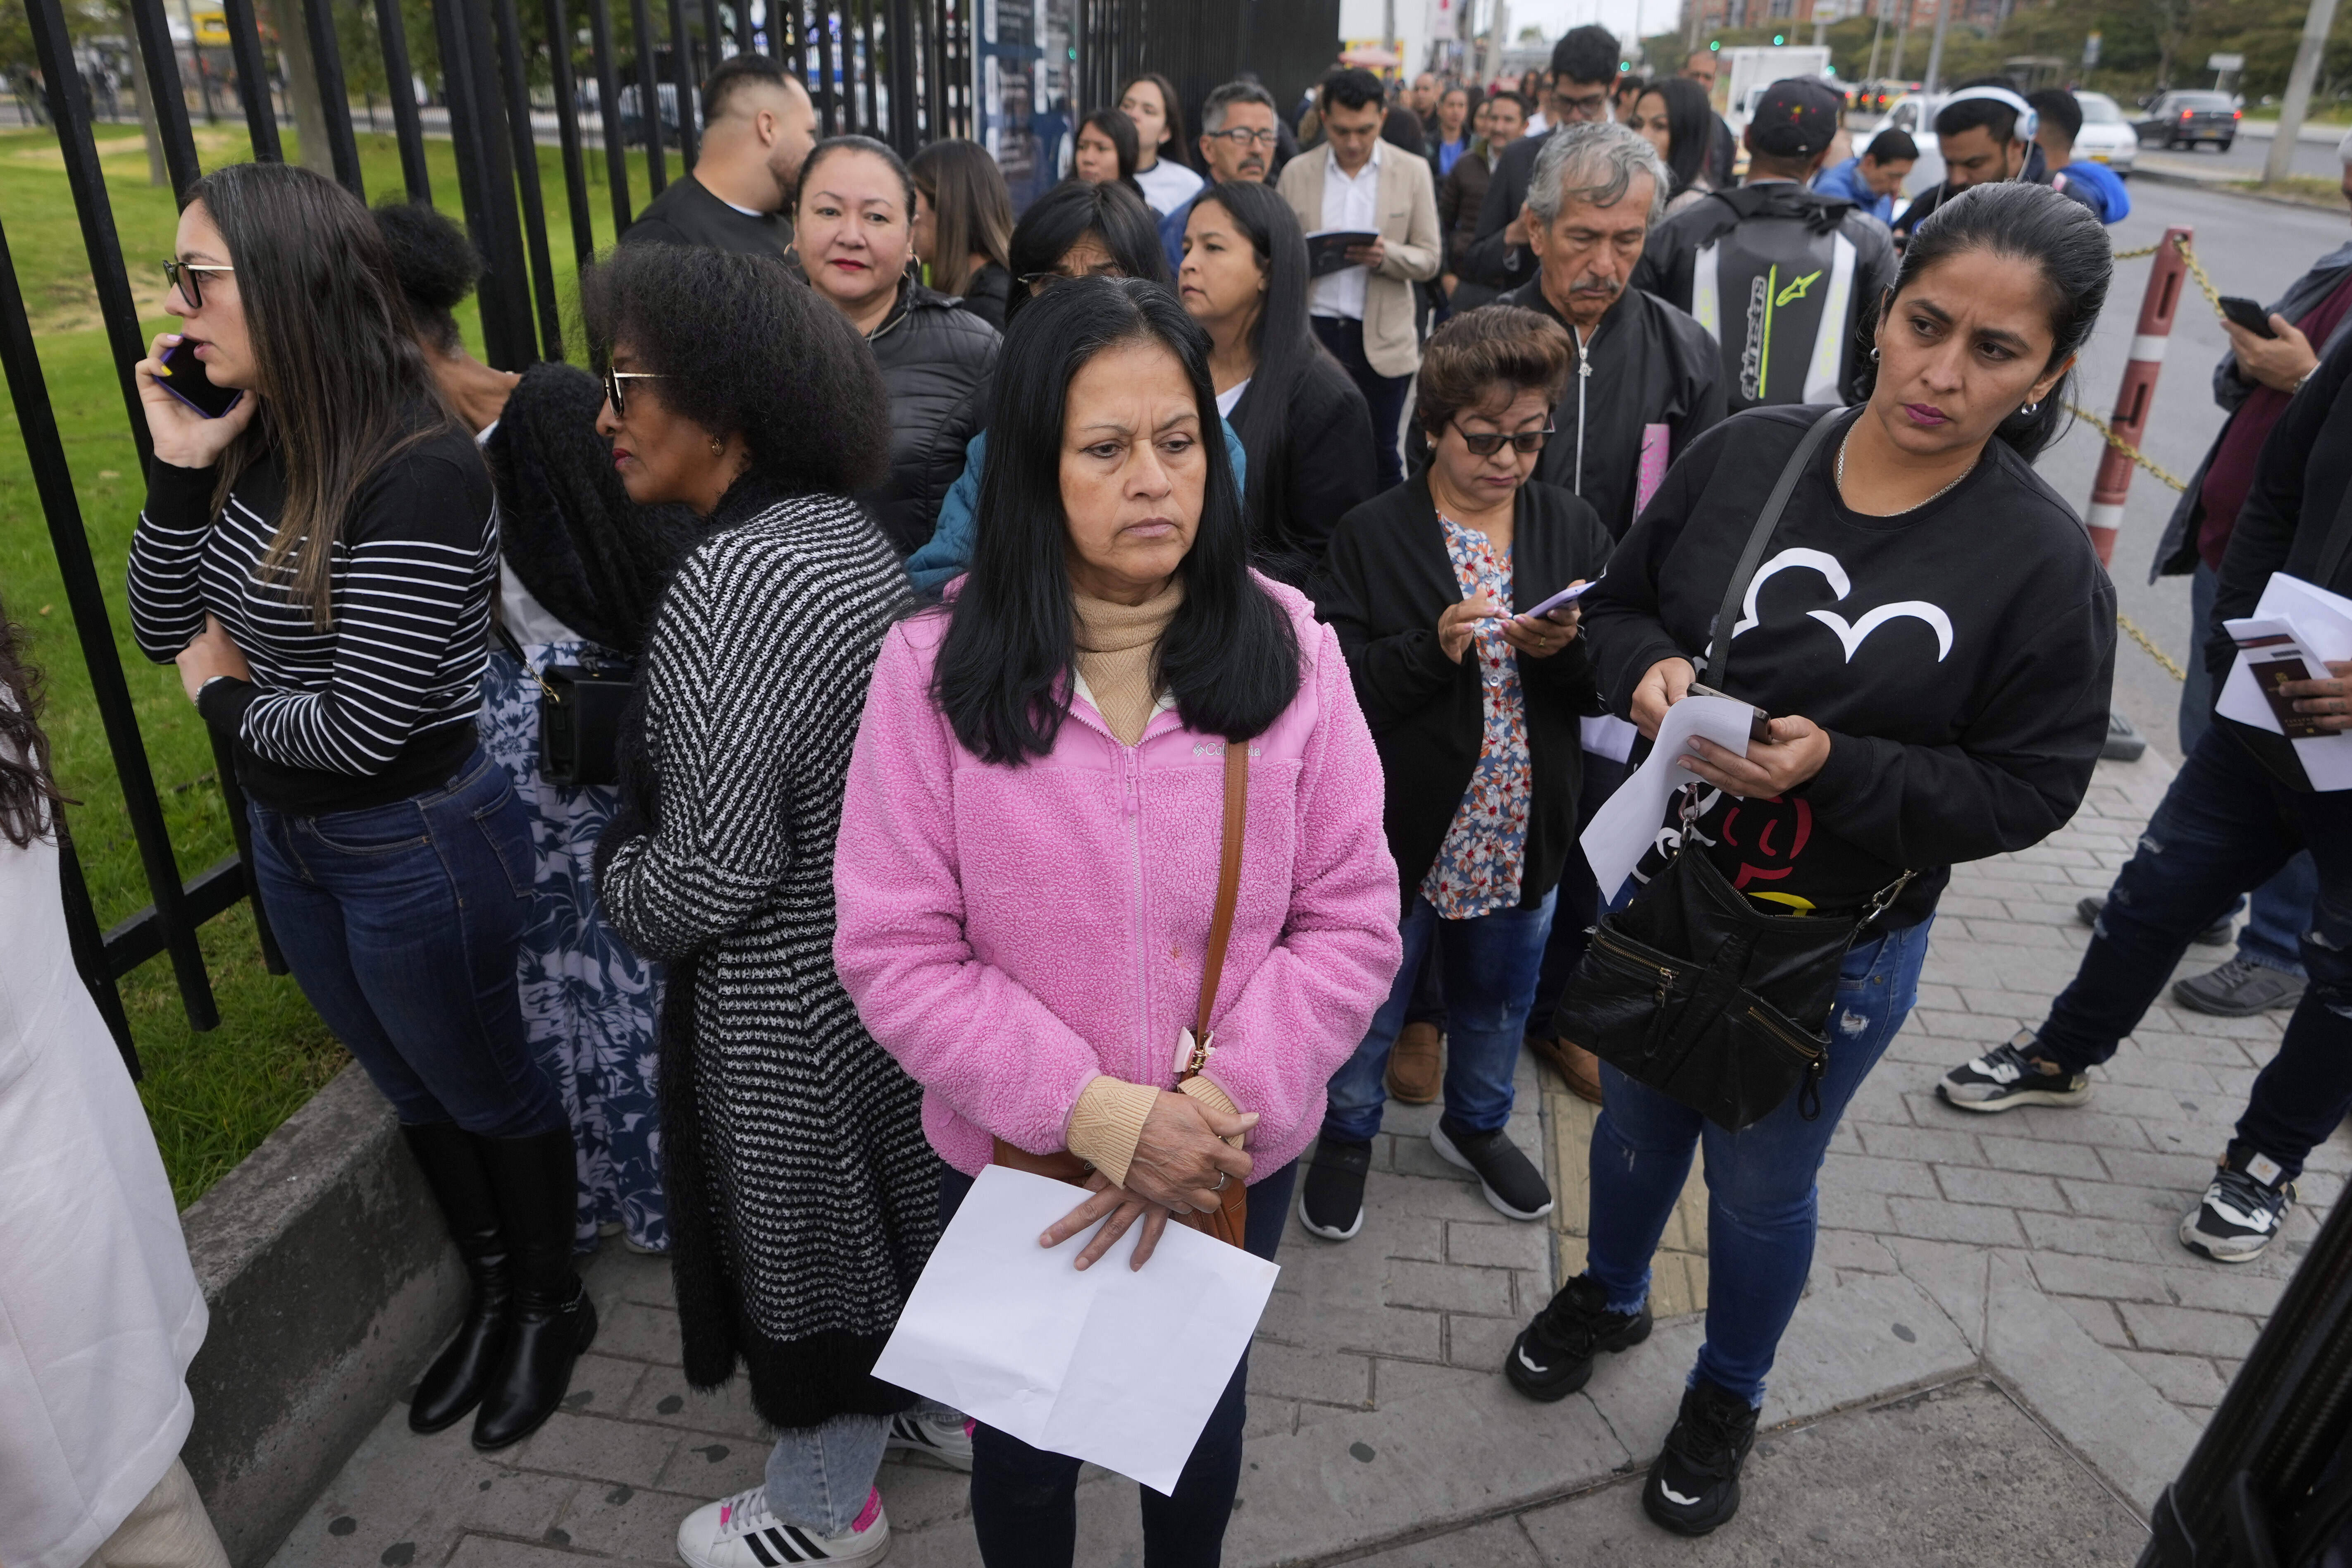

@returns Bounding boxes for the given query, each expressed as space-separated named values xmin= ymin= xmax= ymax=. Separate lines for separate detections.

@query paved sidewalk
xmin=268 ymin=754 xmax=2340 ymax=1568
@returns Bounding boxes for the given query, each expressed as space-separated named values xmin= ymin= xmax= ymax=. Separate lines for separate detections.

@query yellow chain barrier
xmin=2062 ymin=399 xmax=2194 ymax=492
xmin=2117 ymin=611 xmax=2188 ymax=683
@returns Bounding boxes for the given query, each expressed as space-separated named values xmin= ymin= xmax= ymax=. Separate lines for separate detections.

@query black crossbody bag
xmin=491 ymin=620 xmax=634 ymax=789
xmin=1553 ymin=408 xmax=1911 ymax=1132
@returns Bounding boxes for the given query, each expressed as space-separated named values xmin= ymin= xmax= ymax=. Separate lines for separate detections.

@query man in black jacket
xmin=1939 ymin=329 xmax=2352 ymax=1267
xmin=618 ymin=56 xmax=815 ymax=258
xmin=1496 ymin=121 xmax=1725 ymax=541
xmin=1459 ymin=25 xmax=1622 ymax=294
xmin=1633 ymin=78 xmax=1898 ymax=411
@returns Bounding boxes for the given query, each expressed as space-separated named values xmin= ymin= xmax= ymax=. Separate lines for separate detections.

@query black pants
xmin=1312 ymin=314 xmax=1412 ymax=492
xmin=940 ymin=1160 xmax=1299 ymax=1567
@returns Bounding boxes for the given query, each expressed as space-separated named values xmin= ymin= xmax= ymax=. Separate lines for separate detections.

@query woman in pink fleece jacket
xmin=834 ymin=278 xmax=1399 ymax=1566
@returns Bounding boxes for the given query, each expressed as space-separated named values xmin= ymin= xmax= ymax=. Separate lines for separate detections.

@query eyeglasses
xmin=1451 ymin=420 xmax=1555 ymax=456
xmin=1553 ymin=90 xmax=1610 ymax=117
xmin=1202 ymin=126 xmax=1280 ymax=147
xmin=162 ymin=259 xmax=233 ymax=309
xmin=603 ymin=365 xmax=667 ymax=417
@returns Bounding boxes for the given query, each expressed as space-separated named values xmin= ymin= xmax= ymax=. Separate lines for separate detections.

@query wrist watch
xmin=2293 ymin=365 xmax=2319 ymax=396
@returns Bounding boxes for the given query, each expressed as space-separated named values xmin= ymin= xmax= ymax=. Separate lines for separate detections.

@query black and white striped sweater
xmin=594 ymin=490 xmax=940 ymax=1429
xmin=129 ymin=432 xmax=498 ymax=814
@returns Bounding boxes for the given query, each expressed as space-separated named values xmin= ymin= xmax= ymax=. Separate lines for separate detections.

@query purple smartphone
xmin=154 ymin=339 xmax=243 ymax=418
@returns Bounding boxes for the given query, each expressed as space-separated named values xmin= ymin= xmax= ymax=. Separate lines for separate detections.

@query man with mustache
xmin=1499 ymin=119 xmax=1722 ymax=1103
xmin=1157 ymin=79 xmax=1281 ymax=271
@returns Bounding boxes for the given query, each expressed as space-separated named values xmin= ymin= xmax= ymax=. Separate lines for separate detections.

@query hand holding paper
xmin=1578 ymin=694 xmax=1763 ymax=905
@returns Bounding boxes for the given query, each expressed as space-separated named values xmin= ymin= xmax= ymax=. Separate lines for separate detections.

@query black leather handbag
xmin=491 ymin=621 xmax=633 ymax=789
xmin=1552 ymin=407 xmax=1909 ymax=1132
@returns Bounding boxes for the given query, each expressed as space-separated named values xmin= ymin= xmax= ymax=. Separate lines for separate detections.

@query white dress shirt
xmin=1309 ymin=139 xmax=1382 ymax=324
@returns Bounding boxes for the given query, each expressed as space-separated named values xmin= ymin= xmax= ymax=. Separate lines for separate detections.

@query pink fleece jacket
xmin=833 ymin=577 xmax=1403 ymax=1185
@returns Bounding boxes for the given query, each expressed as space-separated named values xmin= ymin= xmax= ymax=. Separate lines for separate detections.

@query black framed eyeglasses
xmin=603 ymin=365 xmax=666 ymax=417
xmin=1452 ymin=420 xmax=1555 ymax=457
xmin=1202 ymin=126 xmax=1280 ymax=147
xmin=162 ymin=259 xmax=233 ymax=309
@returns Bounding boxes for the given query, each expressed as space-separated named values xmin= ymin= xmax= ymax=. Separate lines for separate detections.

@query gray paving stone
xmin=1385 ymin=1257 xmax=1515 ymax=1315
xmin=1446 ymin=1218 xmax=1552 ymax=1272
xmin=1248 ymin=1341 xmax=1371 ymax=1407
xmin=1884 ymin=1196 xmax=2028 ymax=1247
xmin=2115 ymin=1301 xmax=2263 ymax=1360
xmin=2111 ymin=1348 xmax=2231 ymax=1410
xmin=2052 ymin=1294 xmax=2135 ymax=1349
xmin=505 ymin=1410 xmax=684 ymax=1489
xmin=1976 ymin=1131 xmax=2110 ymax=1179
xmin=1822 ymin=1151 xmax=1941 ymax=1198
xmin=1931 ymin=1166 xmax=2068 ymax=1213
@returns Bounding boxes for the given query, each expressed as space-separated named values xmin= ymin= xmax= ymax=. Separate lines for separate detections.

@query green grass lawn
xmin=5 ymin=118 xmax=661 ymax=1203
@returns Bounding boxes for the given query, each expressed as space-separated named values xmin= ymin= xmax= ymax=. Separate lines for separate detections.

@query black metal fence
xmin=8 ymin=0 xmax=1336 ymax=1064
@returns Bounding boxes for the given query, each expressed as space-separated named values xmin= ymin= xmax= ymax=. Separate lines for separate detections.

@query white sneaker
xmin=884 ymin=1409 xmax=975 ymax=1472
xmin=675 ymin=1485 xmax=890 ymax=1567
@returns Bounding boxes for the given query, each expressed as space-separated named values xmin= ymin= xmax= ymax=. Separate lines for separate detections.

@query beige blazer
xmin=1278 ymin=145 xmax=1443 ymax=379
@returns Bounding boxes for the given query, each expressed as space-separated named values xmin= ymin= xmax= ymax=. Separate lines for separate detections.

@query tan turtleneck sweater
xmin=1061 ymin=574 xmax=1242 ymax=1186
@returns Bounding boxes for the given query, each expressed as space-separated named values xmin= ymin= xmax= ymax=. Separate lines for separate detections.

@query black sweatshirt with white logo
xmin=1582 ymin=406 xmax=2116 ymax=926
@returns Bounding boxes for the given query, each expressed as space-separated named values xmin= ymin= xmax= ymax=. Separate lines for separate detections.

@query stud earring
xmin=2019 ymin=400 xmax=2041 ymax=416
xmin=1869 ymin=346 xmax=1880 ymax=362
xmin=710 ymin=434 xmax=725 ymax=456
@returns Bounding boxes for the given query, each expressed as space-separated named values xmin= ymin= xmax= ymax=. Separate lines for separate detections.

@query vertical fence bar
xmin=434 ymin=0 xmax=537 ymax=368
xmin=0 ymin=211 xmax=220 ymax=1029
xmin=57 ymin=813 xmax=141 ymax=1075
xmin=298 ymin=0 xmax=366 ymax=194
xmin=124 ymin=0 xmax=203 ymax=193
xmin=217 ymin=0 xmax=283 ymax=159
xmin=490 ymin=0 xmax=569 ymax=357
xmin=587 ymin=0 xmax=635 ymax=229
xmin=627 ymin=0 xmax=669 ymax=191
xmin=814 ymin=0 xmax=837 ymax=133
xmin=543 ymin=0 xmax=599 ymax=265
xmin=701 ymin=0 xmax=723 ymax=60
xmin=885 ymin=0 xmax=913 ymax=147
xmin=858 ymin=0 xmax=875 ymax=134
xmin=666 ymin=0 xmax=700 ymax=165
xmin=373 ymin=0 xmax=434 ymax=201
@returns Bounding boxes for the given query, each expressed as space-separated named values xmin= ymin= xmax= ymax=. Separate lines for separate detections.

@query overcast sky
xmin=1508 ymin=0 xmax=1670 ymax=46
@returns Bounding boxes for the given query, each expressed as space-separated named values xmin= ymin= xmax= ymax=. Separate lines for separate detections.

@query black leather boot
xmin=471 ymin=1126 xmax=597 ymax=1451
xmin=399 ymin=1122 xmax=512 ymax=1434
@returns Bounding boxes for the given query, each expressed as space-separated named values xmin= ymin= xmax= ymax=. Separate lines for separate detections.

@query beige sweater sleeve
xmin=1064 ymin=1076 xmax=1159 ymax=1188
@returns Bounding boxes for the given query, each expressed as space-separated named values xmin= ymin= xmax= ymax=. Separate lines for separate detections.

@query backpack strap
xmin=1704 ymin=407 xmax=1847 ymax=687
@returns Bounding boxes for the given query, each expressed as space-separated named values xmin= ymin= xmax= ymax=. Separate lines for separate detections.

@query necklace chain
xmin=1837 ymin=426 xmax=1970 ymax=515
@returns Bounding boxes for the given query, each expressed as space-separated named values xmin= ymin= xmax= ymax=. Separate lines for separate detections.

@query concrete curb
xmin=179 ymin=1062 xmax=463 ymax=1568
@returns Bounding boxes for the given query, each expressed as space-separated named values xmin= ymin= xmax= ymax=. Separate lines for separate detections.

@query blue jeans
xmin=2034 ymin=729 xmax=2352 ymax=1181
xmin=1583 ymin=916 xmax=1936 ymax=1407
xmin=941 ymin=1161 xmax=1298 ymax=1568
xmin=247 ymin=745 xmax=565 ymax=1139
xmin=2184 ymin=561 xmax=2315 ymax=976
xmin=1322 ymin=890 xmax=1559 ymax=1144
xmin=1311 ymin=314 xmax=1411 ymax=491
xmin=761 ymin=1400 xmax=962 ymax=1534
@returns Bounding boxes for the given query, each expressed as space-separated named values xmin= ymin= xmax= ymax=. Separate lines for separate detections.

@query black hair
xmin=1077 ymin=107 xmax=1141 ymax=185
xmin=1189 ymin=181 xmax=1326 ymax=577
xmin=1550 ymin=24 xmax=1620 ymax=88
xmin=1119 ymin=72 xmax=1193 ymax=169
xmin=1321 ymin=67 xmax=1384 ymax=114
xmin=1935 ymin=79 xmax=2024 ymax=145
xmin=1864 ymin=128 xmax=1920 ymax=163
xmin=931 ymin=277 xmax=1300 ymax=764
xmin=371 ymin=200 xmax=481 ymax=356
xmin=701 ymin=52 xmax=793 ymax=122
xmin=1381 ymin=104 xmax=1427 ymax=155
xmin=580 ymin=243 xmax=891 ymax=499
xmin=798 ymin=133 xmax=916 ymax=216
xmin=0 ymin=600 xmax=65 ymax=847
xmin=2026 ymin=87 xmax=2082 ymax=143
xmin=1646 ymin=76 xmax=1714 ymax=195
xmin=1004 ymin=178 xmax=1169 ymax=323
xmin=1487 ymin=88 xmax=1532 ymax=122
xmin=1872 ymin=181 xmax=2111 ymax=461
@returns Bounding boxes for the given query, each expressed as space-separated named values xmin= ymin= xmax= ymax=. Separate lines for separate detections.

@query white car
xmin=2071 ymin=91 xmax=2137 ymax=174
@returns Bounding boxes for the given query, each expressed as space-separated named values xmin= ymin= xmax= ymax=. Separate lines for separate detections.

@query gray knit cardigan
xmin=596 ymin=490 xmax=939 ymax=1429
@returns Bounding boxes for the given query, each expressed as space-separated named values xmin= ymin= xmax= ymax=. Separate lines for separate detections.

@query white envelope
xmin=2216 ymin=574 xmax=2352 ymax=792
xmin=1577 ymin=695 xmax=1760 ymax=905
xmin=871 ymin=1165 xmax=1280 ymax=1494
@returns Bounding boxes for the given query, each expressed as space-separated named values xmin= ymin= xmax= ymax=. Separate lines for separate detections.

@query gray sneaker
xmin=2174 ymin=957 xmax=2307 ymax=1018
xmin=2075 ymin=895 xmax=2233 ymax=947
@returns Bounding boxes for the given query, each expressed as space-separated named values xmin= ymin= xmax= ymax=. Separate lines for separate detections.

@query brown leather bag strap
xmin=1189 ymin=740 xmax=1250 ymax=1055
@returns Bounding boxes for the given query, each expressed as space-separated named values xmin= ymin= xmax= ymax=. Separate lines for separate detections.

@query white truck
xmin=1716 ymin=44 xmax=1835 ymax=134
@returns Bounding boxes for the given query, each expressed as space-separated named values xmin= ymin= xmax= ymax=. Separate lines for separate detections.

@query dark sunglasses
xmin=162 ymin=258 xmax=234 ymax=309
xmin=1453 ymin=420 xmax=1555 ymax=457
xmin=603 ymin=364 xmax=666 ymax=417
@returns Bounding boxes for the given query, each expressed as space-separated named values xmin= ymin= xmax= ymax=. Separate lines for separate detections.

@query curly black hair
xmin=0 ymin=597 xmax=65 ymax=848
xmin=579 ymin=244 xmax=893 ymax=498
xmin=371 ymin=200 xmax=482 ymax=355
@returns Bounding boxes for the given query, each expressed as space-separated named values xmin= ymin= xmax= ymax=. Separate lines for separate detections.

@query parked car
xmin=2134 ymin=90 xmax=2239 ymax=151
xmin=1852 ymin=79 xmax=1920 ymax=119
xmin=1872 ymin=91 xmax=1944 ymax=149
xmin=2071 ymin=90 xmax=2138 ymax=173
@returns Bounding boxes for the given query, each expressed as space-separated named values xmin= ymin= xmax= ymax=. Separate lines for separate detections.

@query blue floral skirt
xmin=482 ymin=644 xmax=668 ymax=1253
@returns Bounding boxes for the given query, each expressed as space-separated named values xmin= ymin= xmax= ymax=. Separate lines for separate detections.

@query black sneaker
xmin=1938 ymin=1031 xmax=2092 ymax=1113
xmin=2180 ymin=1146 xmax=2297 ymax=1263
xmin=1642 ymin=1379 xmax=1760 ymax=1537
xmin=1504 ymin=1274 xmax=1652 ymax=1402
xmin=2076 ymin=895 xmax=2233 ymax=947
xmin=2173 ymin=956 xmax=2307 ymax=1017
xmin=1430 ymin=1116 xmax=1553 ymax=1220
xmin=1299 ymin=1138 xmax=1372 ymax=1241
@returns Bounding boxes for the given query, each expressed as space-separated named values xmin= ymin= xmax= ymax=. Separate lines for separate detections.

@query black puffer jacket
xmin=863 ymin=279 xmax=999 ymax=557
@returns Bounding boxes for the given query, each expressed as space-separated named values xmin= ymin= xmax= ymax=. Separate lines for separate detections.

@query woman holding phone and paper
xmin=1507 ymin=183 xmax=2118 ymax=1539
xmin=1303 ymin=305 xmax=1612 ymax=1244
xmin=833 ymin=277 xmax=1400 ymax=1566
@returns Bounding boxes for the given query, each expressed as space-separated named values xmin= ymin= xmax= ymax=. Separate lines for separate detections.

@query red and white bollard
xmin=2085 ymin=225 xmax=2192 ymax=568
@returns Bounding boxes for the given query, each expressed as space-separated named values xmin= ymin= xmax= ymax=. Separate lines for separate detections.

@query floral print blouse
xmin=1419 ymin=516 xmax=1533 ymax=919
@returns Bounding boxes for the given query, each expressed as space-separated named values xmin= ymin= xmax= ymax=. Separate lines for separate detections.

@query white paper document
xmin=2216 ymin=573 xmax=2352 ymax=792
xmin=871 ymin=1164 xmax=1280 ymax=1494
xmin=1577 ymin=695 xmax=1760 ymax=905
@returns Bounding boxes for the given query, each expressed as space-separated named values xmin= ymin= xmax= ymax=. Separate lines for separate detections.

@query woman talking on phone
xmin=1500 ymin=183 xmax=2118 ymax=1537
xmin=127 ymin=162 xmax=588 ymax=1451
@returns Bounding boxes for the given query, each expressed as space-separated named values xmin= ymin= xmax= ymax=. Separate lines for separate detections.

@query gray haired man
xmin=1158 ymin=79 xmax=1282 ymax=270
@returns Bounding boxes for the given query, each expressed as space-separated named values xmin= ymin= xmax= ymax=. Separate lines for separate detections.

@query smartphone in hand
xmin=1685 ymin=680 xmax=1772 ymax=743
xmin=2219 ymin=296 xmax=2280 ymax=340
xmin=1510 ymin=578 xmax=1599 ymax=624
xmin=153 ymin=339 xmax=245 ymax=418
